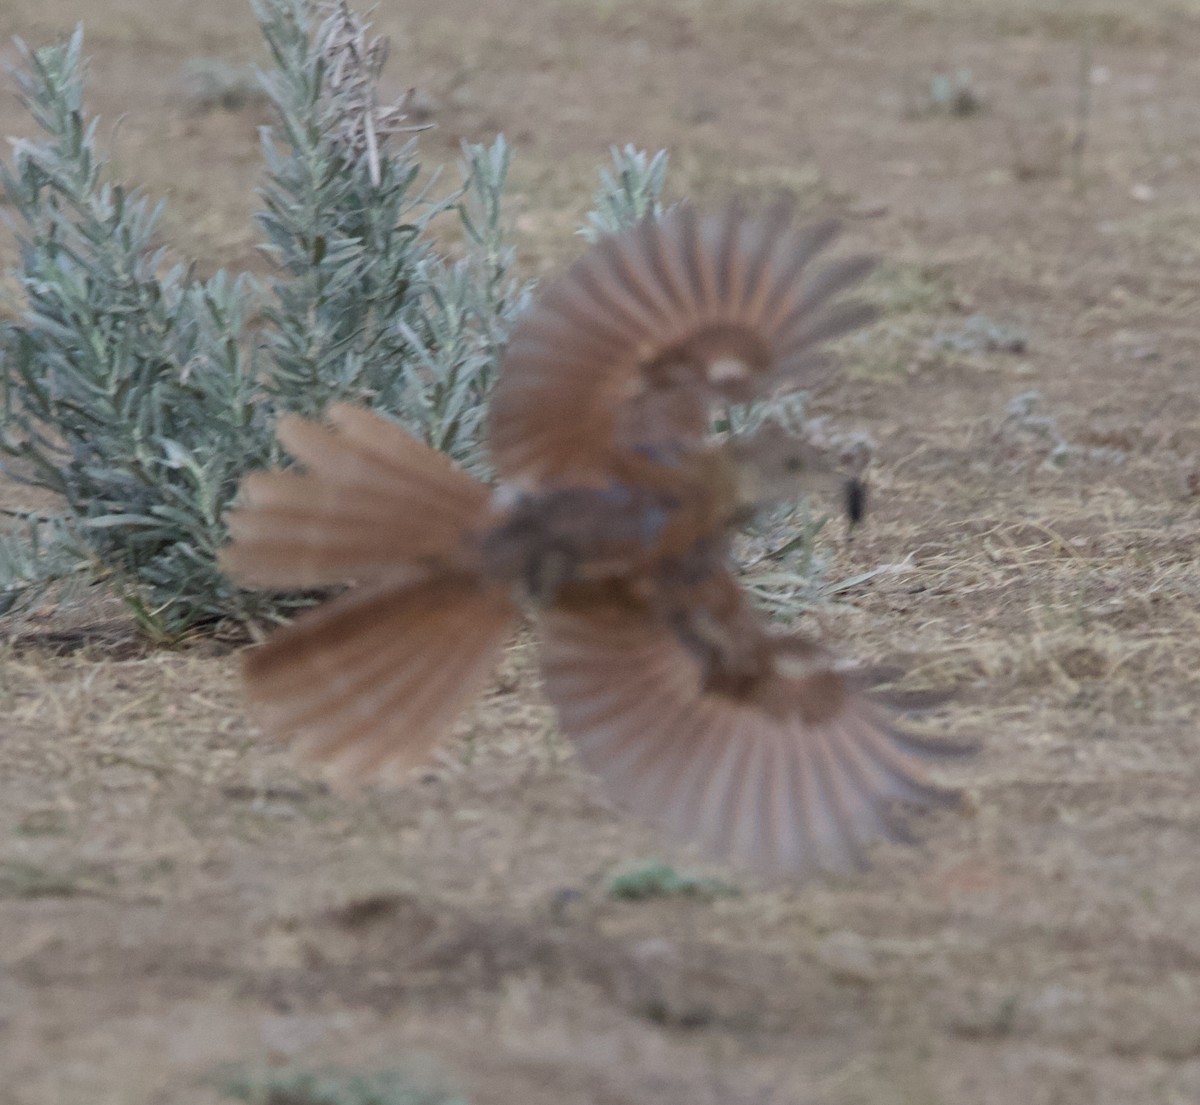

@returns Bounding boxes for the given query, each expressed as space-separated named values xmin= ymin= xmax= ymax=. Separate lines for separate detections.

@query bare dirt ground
xmin=2 ymin=1 xmax=1200 ymax=1103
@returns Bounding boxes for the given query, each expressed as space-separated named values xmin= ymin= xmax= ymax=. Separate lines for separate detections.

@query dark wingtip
xmin=844 ymin=477 xmax=868 ymax=526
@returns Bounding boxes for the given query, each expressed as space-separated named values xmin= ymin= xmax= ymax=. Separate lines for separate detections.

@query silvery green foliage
xmin=254 ymin=0 xmax=529 ymax=467
xmin=579 ymin=145 xmax=669 ymax=242
xmin=396 ymin=139 xmax=531 ymax=471
xmin=715 ymin=391 xmax=811 ymax=438
xmin=0 ymin=27 xmax=274 ymax=634
xmin=0 ymin=513 xmax=91 ymax=618
xmin=0 ymin=1 xmax=528 ymax=635
xmin=253 ymin=0 xmax=444 ymax=420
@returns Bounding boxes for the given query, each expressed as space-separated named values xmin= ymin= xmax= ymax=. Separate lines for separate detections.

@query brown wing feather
xmin=489 ymin=202 xmax=878 ymax=484
xmin=539 ymin=601 xmax=963 ymax=877
xmin=245 ymin=576 xmax=518 ymax=786
xmin=221 ymin=404 xmax=490 ymax=588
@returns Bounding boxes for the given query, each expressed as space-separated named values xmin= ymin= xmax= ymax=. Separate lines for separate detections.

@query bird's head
xmin=725 ymin=422 xmax=870 ymax=527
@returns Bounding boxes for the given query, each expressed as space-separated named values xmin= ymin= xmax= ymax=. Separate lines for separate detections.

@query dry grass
xmin=3 ymin=0 xmax=1200 ymax=1103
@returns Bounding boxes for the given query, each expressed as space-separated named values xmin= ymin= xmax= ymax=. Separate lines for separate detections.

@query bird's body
xmin=222 ymin=201 xmax=964 ymax=877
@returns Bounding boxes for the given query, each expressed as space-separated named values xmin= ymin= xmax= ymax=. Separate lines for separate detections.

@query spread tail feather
xmin=245 ymin=575 xmax=518 ymax=785
xmin=221 ymin=404 xmax=490 ymax=588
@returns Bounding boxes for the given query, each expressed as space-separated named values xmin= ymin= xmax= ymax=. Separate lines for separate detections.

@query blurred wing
xmin=244 ymin=575 xmax=518 ymax=786
xmin=489 ymin=201 xmax=878 ymax=484
xmin=222 ymin=404 xmax=490 ymax=588
xmin=540 ymin=600 xmax=964 ymax=878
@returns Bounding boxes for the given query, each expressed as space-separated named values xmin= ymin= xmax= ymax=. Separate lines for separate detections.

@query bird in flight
xmin=222 ymin=201 xmax=964 ymax=878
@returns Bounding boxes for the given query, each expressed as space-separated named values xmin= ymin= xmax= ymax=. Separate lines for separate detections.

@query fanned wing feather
xmin=222 ymin=404 xmax=490 ymax=587
xmin=540 ymin=602 xmax=963 ymax=876
xmin=489 ymin=202 xmax=878 ymax=483
xmin=244 ymin=576 xmax=518 ymax=785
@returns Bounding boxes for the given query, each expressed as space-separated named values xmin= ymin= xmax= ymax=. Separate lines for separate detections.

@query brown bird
xmin=221 ymin=201 xmax=964 ymax=877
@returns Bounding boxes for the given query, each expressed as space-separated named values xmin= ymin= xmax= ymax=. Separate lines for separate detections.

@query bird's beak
xmin=727 ymin=428 xmax=871 ymax=526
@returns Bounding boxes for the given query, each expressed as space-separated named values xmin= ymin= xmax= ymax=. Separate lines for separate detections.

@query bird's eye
xmin=783 ymin=455 xmax=805 ymax=473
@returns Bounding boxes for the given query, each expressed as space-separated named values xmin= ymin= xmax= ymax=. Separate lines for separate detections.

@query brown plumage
xmin=221 ymin=201 xmax=965 ymax=876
